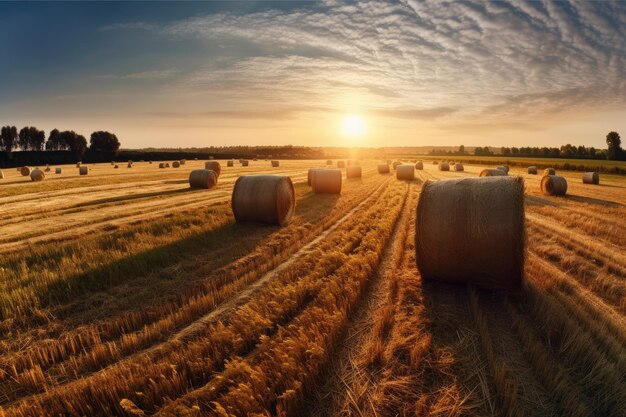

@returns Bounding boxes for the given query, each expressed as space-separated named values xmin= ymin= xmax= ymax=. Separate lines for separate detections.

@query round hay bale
xmin=480 ymin=168 xmax=507 ymax=177
xmin=115 ymin=164 xmax=119 ymax=169
xmin=439 ymin=162 xmax=450 ymax=171
xmin=582 ymin=172 xmax=599 ymax=185
xmin=415 ymin=161 xmax=423 ymax=170
xmin=454 ymin=163 xmax=464 ymax=172
xmin=241 ymin=160 xmax=249 ymax=167
xmin=527 ymin=166 xmax=538 ymax=175
xmin=311 ymin=169 xmax=342 ymax=194
xmin=227 ymin=160 xmax=234 ymax=167
xmin=337 ymin=161 xmax=346 ymax=168
xmin=432 ymin=161 xmax=438 ymax=165
xmin=76 ymin=162 xmax=81 ymax=168
xmin=205 ymin=161 xmax=221 ymax=177
xmin=392 ymin=161 xmax=401 ymax=170
xmin=346 ymin=166 xmax=362 ymax=178
xmin=543 ymin=168 xmax=555 ymax=176
xmin=396 ymin=164 xmax=415 ymax=180
xmin=111 ymin=161 xmax=115 ymax=166
xmin=326 ymin=160 xmax=333 ymax=165
xmin=232 ymin=175 xmax=295 ymax=226
xmin=271 ymin=160 xmax=280 ymax=167
xmin=127 ymin=162 xmax=133 ymax=168
xmin=378 ymin=164 xmax=390 ymax=174
xmin=180 ymin=159 xmax=186 ymax=165
xmin=497 ymin=165 xmax=509 ymax=174
xmin=20 ymin=166 xmax=32 ymax=176
xmin=159 ymin=163 xmax=166 ymax=169
xmin=149 ymin=161 xmax=153 ymax=164
xmin=45 ymin=164 xmax=51 ymax=172
xmin=79 ymin=166 xmax=89 ymax=175
xmin=189 ymin=169 xmax=218 ymax=189
xmin=415 ymin=176 xmax=525 ymax=291
xmin=30 ymin=169 xmax=45 ymax=182
xmin=541 ymin=175 xmax=567 ymax=196
xmin=55 ymin=168 xmax=62 ymax=174
xmin=172 ymin=161 xmax=181 ymax=168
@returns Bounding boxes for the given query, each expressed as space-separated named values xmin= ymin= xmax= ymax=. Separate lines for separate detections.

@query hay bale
xmin=115 ymin=165 xmax=119 ymax=169
xmin=180 ymin=159 xmax=186 ymax=165
xmin=79 ymin=166 xmax=89 ymax=175
xmin=205 ymin=161 xmax=221 ymax=177
xmin=541 ymin=175 xmax=567 ymax=196
xmin=311 ymin=169 xmax=342 ymax=194
xmin=172 ymin=161 xmax=181 ymax=168
xmin=208 ymin=156 xmax=213 ymax=160
xmin=497 ymin=165 xmax=509 ymax=174
xmin=30 ymin=169 xmax=45 ymax=182
xmin=439 ymin=162 xmax=450 ymax=171
xmin=55 ymin=168 xmax=62 ymax=174
xmin=76 ymin=162 xmax=81 ymax=168
xmin=271 ymin=160 xmax=280 ymax=167
xmin=159 ymin=163 xmax=166 ymax=169
xmin=396 ymin=164 xmax=415 ymax=180
xmin=543 ymin=168 xmax=555 ymax=176
xmin=337 ymin=161 xmax=346 ymax=168
xmin=20 ymin=166 xmax=32 ymax=176
xmin=241 ymin=160 xmax=249 ymax=167
xmin=346 ymin=166 xmax=362 ymax=178
xmin=527 ymin=166 xmax=537 ymax=175
xmin=45 ymin=164 xmax=51 ymax=172
xmin=0 ymin=170 xmax=4 ymax=179
xmin=582 ymin=172 xmax=599 ymax=185
xmin=326 ymin=160 xmax=333 ymax=165
xmin=392 ymin=161 xmax=401 ymax=170
xmin=232 ymin=175 xmax=295 ymax=226
xmin=111 ymin=161 xmax=115 ymax=166
xmin=415 ymin=161 xmax=423 ymax=170
xmin=454 ymin=163 xmax=464 ymax=172
xmin=189 ymin=169 xmax=218 ymax=189
xmin=432 ymin=161 xmax=438 ymax=165
xmin=127 ymin=162 xmax=133 ymax=168
xmin=480 ymin=168 xmax=507 ymax=177
xmin=149 ymin=161 xmax=153 ymax=164
xmin=415 ymin=176 xmax=525 ymax=291
xmin=378 ymin=164 xmax=390 ymax=174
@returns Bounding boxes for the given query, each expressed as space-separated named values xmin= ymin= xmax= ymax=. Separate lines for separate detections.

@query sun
xmin=341 ymin=115 xmax=366 ymax=139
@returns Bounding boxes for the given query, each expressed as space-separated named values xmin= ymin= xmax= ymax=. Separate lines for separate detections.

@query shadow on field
xmin=525 ymin=195 xmax=563 ymax=207
xmin=71 ymin=188 xmax=191 ymax=208
xmin=565 ymin=194 xmax=621 ymax=207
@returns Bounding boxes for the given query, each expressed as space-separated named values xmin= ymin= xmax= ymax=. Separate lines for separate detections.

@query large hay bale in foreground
xmin=527 ymin=166 xmax=538 ymax=175
xmin=397 ymin=164 xmax=415 ymax=180
xmin=497 ymin=165 xmax=509 ymax=174
xmin=311 ymin=169 xmax=342 ymax=194
xmin=30 ymin=169 xmax=45 ymax=182
xmin=346 ymin=166 xmax=362 ymax=178
xmin=541 ymin=175 xmax=567 ymax=196
xmin=582 ymin=172 xmax=599 ymax=185
xmin=227 ymin=160 xmax=234 ymax=167
xmin=189 ymin=169 xmax=218 ymax=189
xmin=415 ymin=161 xmax=423 ymax=170
xmin=20 ymin=166 xmax=31 ymax=176
xmin=79 ymin=166 xmax=89 ymax=175
xmin=543 ymin=168 xmax=555 ymax=176
xmin=271 ymin=160 xmax=280 ymax=167
xmin=480 ymin=168 xmax=507 ymax=177
xmin=415 ymin=176 xmax=525 ymax=291
xmin=337 ymin=161 xmax=346 ymax=169
xmin=378 ymin=164 xmax=390 ymax=174
xmin=439 ymin=162 xmax=450 ymax=171
xmin=205 ymin=161 xmax=221 ymax=177
xmin=232 ymin=175 xmax=295 ymax=226
xmin=172 ymin=161 xmax=181 ymax=168
xmin=454 ymin=163 xmax=464 ymax=172
xmin=55 ymin=168 xmax=62 ymax=174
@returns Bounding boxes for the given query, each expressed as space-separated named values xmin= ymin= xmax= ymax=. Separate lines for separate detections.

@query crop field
xmin=0 ymin=159 xmax=625 ymax=417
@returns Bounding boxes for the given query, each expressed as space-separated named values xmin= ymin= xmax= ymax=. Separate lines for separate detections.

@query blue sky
xmin=1 ymin=1 xmax=625 ymax=149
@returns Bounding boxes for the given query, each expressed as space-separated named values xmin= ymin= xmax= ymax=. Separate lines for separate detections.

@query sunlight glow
xmin=341 ymin=115 xmax=366 ymax=139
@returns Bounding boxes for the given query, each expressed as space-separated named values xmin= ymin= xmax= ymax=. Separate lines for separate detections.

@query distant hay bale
xmin=378 ymin=164 xmax=390 ymax=174
xmin=439 ymin=162 xmax=450 ymax=171
xmin=480 ymin=168 xmax=507 ymax=177
xmin=111 ymin=161 xmax=115 ymax=166
xmin=115 ymin=165 xmax=119 ymax=169
xmin=311 ymin=169 xmax=342 ymax=194
xmin=415 ymin=176 xmax=525 ymax=292
xmin=527 ymin=166 xmax=538 ymax=175
xmin=346 ymin=166 xmax=362 ymax=178
xmin=543 ymin=168 xmax=555 ymax=176
xmin=172 ymin=161 xmax=181 ymax=168
xmin=326 ymin=160 xmax=333 ymax=165
xmin=205 ymin=161 xmax=221 ymax=177
xmin=541 ymin=175 xmax=567 ymax=196
xmin=396 ymin=164 xmax=415 ymax=180
xmin=271 ymin=160 xmax=280 ymax=167
xmin=208 ymin=156 xmax=213 ymax=160
xmin=79 ymin=166 xmax=89 ymax=175
xmin=337 ymin=161 xmax=346 ymax=168
xmin=241 ymin=160 xmax=249 ymax=167
xmin=45 ymin=164 xmax=51 ymax=172
xmin=432 ymin=161 xmax=438 ymax=165
xmin=159 ymin=163 xmax=166 ymax=169
xmin=232 ymin=175 xmax=295 ymax=226
xmin=415 ymin=161 xmax=423 ymax=170
xmin=454 ymin=163 xmax=464 ymax=171
xmin=20 ymin=166 xmax=31 ymax=176
xmin=30 ymin=169 xmax=45 ymax=182
xmin=55 ymin=168 xmax=62 ymax=174
xmin=180 ymin=159 xmax=186 ymax=165
xmin=497 ymin=165 xmax=509 ymax=173
xmin=127 ymin=162 xmax=133 ymax=168
xmin=76 ymin=162 xmax=81 ymax=168
xmin=582 ymin=172 xmax=599 ymax=185
xmin=149 ymin=161 xmax=153 ymax=164
xmin=165 ymin=163 xmax=170 ymax=168
xmin=227 ymin=160 xmax=234 ymax=167
xmin=392 ymin=161 xmax=401 ymax=170
xmin=189 ymin=169 xmax=218 ymax=189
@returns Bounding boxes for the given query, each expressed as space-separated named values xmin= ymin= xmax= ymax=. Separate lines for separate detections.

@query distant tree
xmin=59 ymin=130 xmax=88 ymax=159
xmin=89 ymin=131 xmax=120 ymax=153
xmin=18 ymin=127 xmax=31 ymax=150
xmin=1 ymin=126 xmax=18 ymax=155
xmin=511 ymin=147 xmax=520 ymax=156
xmin=45 ymin=129 xmax=63 ymax=150
xmin=458 ymin=144 xmax=465 ymax=155
xmin=606 ymin=131 xmax=622 ymax=160
xmin=18 ymin=126 xmax=46 ymax=151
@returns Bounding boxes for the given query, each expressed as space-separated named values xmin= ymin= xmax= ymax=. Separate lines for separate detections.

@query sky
xmin=1 ymin=1 xmax=625 ymax=149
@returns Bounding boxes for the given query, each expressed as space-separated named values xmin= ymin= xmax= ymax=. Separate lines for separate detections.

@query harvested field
xmin=0 ymin=159 xmax=624 ymax=417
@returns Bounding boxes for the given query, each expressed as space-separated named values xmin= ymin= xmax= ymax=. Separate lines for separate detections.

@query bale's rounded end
xmin=20 ymin=166 xmax=31 ymax=176
xmin=311 ymin=169 xmax=342 ymax=194
xmin=396 ymin=164 xmax=415 ymax=180
xmin=479 ymin=168 xmax=507 ymax=177
xmin=346 ymin=166 xmax=362 ymax=178
xmin=30 ymin=169 xmax=45 ymax=182
xmin=377 ymin=164 xmax=390 ymax=174
xmin=189 ymin=169 xmax=218 ymax=189
xmin=541 ymin=175 xmax=567 ymax=196
xmin=232 ymin=175 xmax=295 ymax=226
xmin=582 ymin=172 xmax=599 ymax=185
xmin=205 ymin=161 xmax=222 ymax=177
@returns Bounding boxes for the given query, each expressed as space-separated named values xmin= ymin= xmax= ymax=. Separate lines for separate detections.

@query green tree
xmin=59 ymin=130 xmax=88 ymax=159
xmin=18 ymin=126 xmax=45 ymax=150
xmin=89 ymin=131 xmax=121 ymax=153
xmin=46 ymin=129 xmax=63 ymax=150
xmin=1 ymin=126 xmax=18 ymax=155
xmin=606 ymin=131 xmax=622 ymax=160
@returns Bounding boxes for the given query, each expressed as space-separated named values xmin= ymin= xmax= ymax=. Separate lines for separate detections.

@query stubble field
xmin=0 ymin=158 xmax=624 ymax=417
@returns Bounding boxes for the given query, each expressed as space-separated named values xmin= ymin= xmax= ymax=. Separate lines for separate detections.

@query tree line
xmin=0 ymin=126 xmax=120 ymax=157
xmin=431 ymin=131 xmax=624 ymax=161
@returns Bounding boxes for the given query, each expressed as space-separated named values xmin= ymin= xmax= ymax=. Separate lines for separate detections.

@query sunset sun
xmin=341 ymin=115 xmax=366 ymax=139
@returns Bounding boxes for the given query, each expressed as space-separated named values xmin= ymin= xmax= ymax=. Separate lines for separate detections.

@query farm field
xmin=0 ymin=159 xmax=625 ymax=417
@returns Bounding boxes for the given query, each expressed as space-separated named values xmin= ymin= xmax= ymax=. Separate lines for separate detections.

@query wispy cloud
xmin=95 ymin=69 xmax=178 ymax=80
